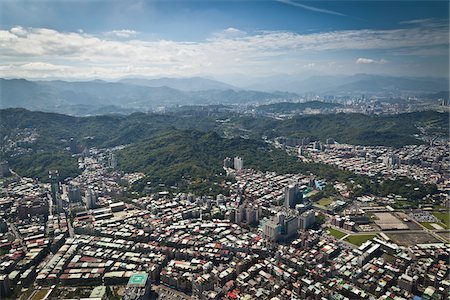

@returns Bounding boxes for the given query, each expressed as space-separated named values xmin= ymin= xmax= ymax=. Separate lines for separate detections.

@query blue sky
xmin=0 ymin=0 xmax=448 ymax=80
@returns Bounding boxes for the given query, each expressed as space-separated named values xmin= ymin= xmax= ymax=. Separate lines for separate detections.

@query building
xmin=284 ymin=184 xmax=299 ymax=209
xmin=85 ymin=188 xmax=97 ymax=210
xmin=56 ymin=193 xmax=64 ymax=214
xmin=108 ymin=152 xmax=118 ymax=168
xmin=383 ymin=155 xmax=400 ymax=168
xmin=67 ymin=185 xmax=82 ymax=203
xmin=0 ymin=274 xmax=11 ymax=297
xmin=18 ymin=197 xmax=49 ymax=219
xmin=298 ymin=146 xmax=305 ymax=156
xmin=283 ymin=215 xmax=299 ymax=238
xmin=49 ymin=170 xmax=61 ymax=202
xmin=245 ymin=206 xmax=259 ymax=226
xmin=223 ymin=157 xmax=232 ymax=169
xmin=233 ymin=157 xmax=244 ymax=170
xmin=398 ymin=273 xmax=415 ymax=293
xmin=123 ymin=273 xmax=151 ymax=300
xmin=89 ymin=285 xmax=107 ymax=300
xmin=263 ymin=212 xmax=299 ymax=242
xmin=298 ymin=211 xmax=315 ymax=231
xmin=235 ymin=205 xmax=246 ymax=224
xmin=69 ymin=137 xmax=78 ymax=154
xmin=193 ymin=274 xmax=215 ymax=299
xmin=262 ymin=219 xmax=281 ymax=242
xmin=313 ymin=141 xmax=322 ymax=151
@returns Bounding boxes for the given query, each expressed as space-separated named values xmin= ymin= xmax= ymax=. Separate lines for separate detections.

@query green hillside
xmin=230 ymin=111 xmax=448 ymax=147
xmin=117 ymin=129 xmax=437 ymax=198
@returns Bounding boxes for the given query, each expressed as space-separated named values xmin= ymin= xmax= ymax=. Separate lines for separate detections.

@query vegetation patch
xmin=433 ymin=212 xmax=450 ymax=228
xmin=316 ymin=197 xmax=334 ymax=207
xmin=327 ymin=227 xmax=347 ymax=239
xmin=420 ymin=222 xmax=446 ymax=230
xmin=345 ymin=234 xmax=377 ymax=246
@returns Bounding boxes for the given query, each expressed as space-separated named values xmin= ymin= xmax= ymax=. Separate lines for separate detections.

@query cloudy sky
xmin=0 ymin=0 xmax=448 ymax=81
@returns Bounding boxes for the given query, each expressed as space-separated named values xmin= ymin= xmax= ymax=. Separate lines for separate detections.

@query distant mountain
xmin=0 ymin=78 xmax=295 ymax=115
xmin=245 ymin=74 xmax=448 ymax=96
xmin=119 ymin=76 xmax=237 ymax=91
xmin=327 ymin=75 xmax=448 ymax=95
xmin=1 ymin=75 xmax=447 ymax=115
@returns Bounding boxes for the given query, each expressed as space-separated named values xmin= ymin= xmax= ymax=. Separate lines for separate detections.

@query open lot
xmin=30 ymin=288 xmax=51 ymax=300
xmin=387 ymin=232 xmax=441 ymax=246
xmin=344 ymin=234 xmax=377 ymax=246
xmin=316 ymin=197 xmax=334 ymax=207
xmin=432 ymin=212 xmax=450 ymax=228
xmin=421 ymin=222 xmax=445 ymax=230
xmin=373 ymin=213 xmax=408 ymax=230
xmin=327 ymin=227 xmax=347 ymax=239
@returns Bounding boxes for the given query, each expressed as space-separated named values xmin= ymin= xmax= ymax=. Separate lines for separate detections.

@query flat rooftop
xmin=127 ymin=273 xmax=148 ymax=288
xmin=374 ymin=213 xmax=409 ymax=230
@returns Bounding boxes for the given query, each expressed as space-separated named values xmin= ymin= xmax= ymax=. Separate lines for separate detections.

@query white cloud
xmin=303 ymin=63 xmax=316 ymax=68
xmin=0 ymin=23 xmax=447 ymax=79
xmin=21 ymin=62 xmax=67 ymax=71
xmin=213 ymin=27 xmax=247 ymax=39
xmin=356 ymin=58 xmax=387 ymax=64
xmin=10 ymin=26 xmax=27 ymax=37
xmin=105 ymin=29 xmax=139 ymax=38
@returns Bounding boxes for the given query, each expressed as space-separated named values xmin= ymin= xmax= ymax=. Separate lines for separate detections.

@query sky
xmin=0 ymin=0 xmax=448 ymax=81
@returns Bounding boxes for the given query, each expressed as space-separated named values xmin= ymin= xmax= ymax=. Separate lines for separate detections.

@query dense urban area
xmin=0 ymin=98 xmax=448 ymax=300
xmin=1 ymin=0 xmax=449 ymax=298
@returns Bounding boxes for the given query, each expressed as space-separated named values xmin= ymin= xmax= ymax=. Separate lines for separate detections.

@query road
xmin=7 ymin=221 xmax=27 ymax=250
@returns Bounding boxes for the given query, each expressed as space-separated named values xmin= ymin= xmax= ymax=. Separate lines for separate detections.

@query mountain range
xmin=245 ymin=73 xmax=449 ymax=95
xmin=0 ymin=74 xmax=448 ymax=115
xmin=0 ymin=78 xmax=291 ymax=115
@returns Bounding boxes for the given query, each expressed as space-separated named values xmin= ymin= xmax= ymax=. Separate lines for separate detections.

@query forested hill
xmin=231 ymin=110 xmax=448 ymax=147
xmin=116 ymin=129 xmax=437 ymax=198
xmin=1 ymin=109 xmax=448 ymax=152
xmin=0 ymin=108 xmax=440 ymax=198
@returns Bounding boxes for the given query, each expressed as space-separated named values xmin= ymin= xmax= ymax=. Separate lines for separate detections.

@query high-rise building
xmin=235 ymin=205 xmax=246 ymax=224
xmin=384 ymin=154 xmax=400 ymax=168
xmin=67 ymin=185 xmax=82 ymax=203
xmin=284 ymin=184 xmax=298 ymax=209
xmin=398 ymin=274 xmax=415 ymax=293
xmin=223 ymin=157 xmax=232 ymax=169
xmin=56 ymin=193 xmax=64 ymax=214
xmin=245 ymin=206 xmax=259 ymax=225
xmin=262 ymin=219 xmax=281 ymax=242
xmin=299 ymin=210 xmax=315 ymax=231
xmin=48 ymin=170 xmax=61 ymax=202
xmin=233 ymin=156 xmax=244 ymax=170
xmin=85 ymin=188 xmax=97 ymax=209
xmin=108 ymin=152 xmax=118 ymax=168
xmin=264 ymin=212 xmax=299 ymax=242
xmin=313 ymin=141 xmax=322 ymax=151
xmin=69 ymin=137 xmax=78 ymax=154
xmin=284 ymin=215 xmax=299 ymax=238
xmin=298 ymin=146 xmax=305 ymax=156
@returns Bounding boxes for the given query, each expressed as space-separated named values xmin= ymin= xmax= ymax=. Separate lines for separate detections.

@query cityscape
xmin=0 ymin=1 xmax=449 ymax=300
